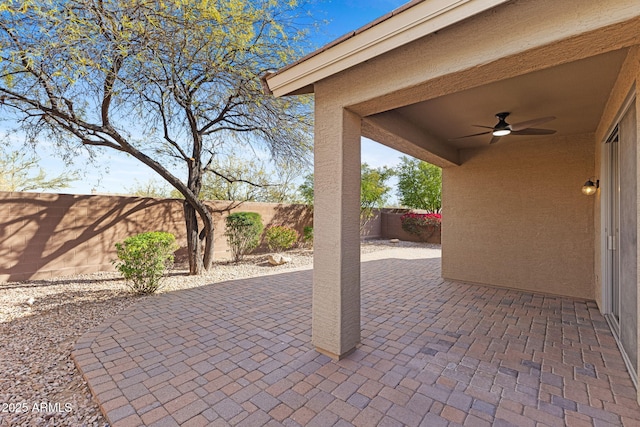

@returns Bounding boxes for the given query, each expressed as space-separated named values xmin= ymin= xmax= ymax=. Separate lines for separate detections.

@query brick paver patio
xmin=73 ymin=248 xmax=640 ymax=426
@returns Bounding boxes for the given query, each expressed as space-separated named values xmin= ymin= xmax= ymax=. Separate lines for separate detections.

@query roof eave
xmin=266 ymin=0 xmax=510 ymax=98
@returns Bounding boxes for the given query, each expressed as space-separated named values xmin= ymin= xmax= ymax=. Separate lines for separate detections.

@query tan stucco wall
xmin=307 ymin=3 xmax=640 ymax=305
xmin=442 ymin=134 xmax=595 ymax=299
xmin=0 ymin=192 xmax=312 ymax=282
xmin=311 ymin=103 xmax=362 ymax=358
xmin=303 ymin=0 xmax=640 ymax=357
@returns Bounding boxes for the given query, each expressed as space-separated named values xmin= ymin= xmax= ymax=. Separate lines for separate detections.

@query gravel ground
xmin=0 ymin=240 xmax=436 ymax=427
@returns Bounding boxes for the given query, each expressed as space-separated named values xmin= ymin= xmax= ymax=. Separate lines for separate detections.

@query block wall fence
xmin=0 ymin=192 xmax=439 ymax=282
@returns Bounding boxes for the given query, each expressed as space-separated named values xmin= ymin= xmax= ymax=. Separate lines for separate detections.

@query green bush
xmin=113 ymin=231 xmax=178 ymax=295
xmin=400 ymin=212 xmax=442 ymax=240
xmin=225 ymin=212 xmax=263 ymax=262
xmin=303 ymin=226 xmax=313 ymax=247
xmin=265 ymin=226 xmax=299 ymax=252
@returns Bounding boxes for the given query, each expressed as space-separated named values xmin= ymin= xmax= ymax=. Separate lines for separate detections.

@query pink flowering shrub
xmin=400 ymin=212 xmax=442 ymax=237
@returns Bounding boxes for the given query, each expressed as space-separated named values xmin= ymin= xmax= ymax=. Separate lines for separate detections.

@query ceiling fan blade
xmin=472 ymin=125 xmax=496 ymax=130
xmin=510 ymin=116 xmax=556 ymax=131
xmin=449 ymin=131 xmax=491 ymax=141
xmin=489 ymin=135 xmax=501 ymax=144
xmin=511 ymin=128 xmax=556 ymax=136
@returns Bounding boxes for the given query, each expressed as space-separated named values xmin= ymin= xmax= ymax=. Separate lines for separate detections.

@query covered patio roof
xmin=265 ymin=0 xmax=640 ymax=168
xmin=261 ymin=0 xmax=640 ymax=364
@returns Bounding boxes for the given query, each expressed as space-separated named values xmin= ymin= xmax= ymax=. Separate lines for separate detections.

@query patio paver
xmin=73 ymin=249 xmax=640 ymax=426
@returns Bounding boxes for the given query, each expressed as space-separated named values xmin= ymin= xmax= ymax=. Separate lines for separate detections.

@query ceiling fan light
xmin=492 ymin=129 xmax=511 ymax=137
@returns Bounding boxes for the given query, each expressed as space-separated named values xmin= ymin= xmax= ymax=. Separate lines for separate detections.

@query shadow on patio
xmin=73 ymin=255 xmax=640 ymax=426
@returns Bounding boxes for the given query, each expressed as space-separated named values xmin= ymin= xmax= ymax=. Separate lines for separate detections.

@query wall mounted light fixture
xmin=581 ymin=177 xmax=599 ymax=196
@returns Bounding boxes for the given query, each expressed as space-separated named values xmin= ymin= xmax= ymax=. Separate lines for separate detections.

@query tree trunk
xmin=183 ymin=195 xmax=216 ymax=275
xmin=184 ymin=201 xmax=204 ymax=275
xmin=202 ymin=228 xmax=214 ymax=270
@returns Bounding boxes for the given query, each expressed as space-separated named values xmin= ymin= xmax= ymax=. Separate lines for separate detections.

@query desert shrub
xmin=225 ymin=212 xmax=263 ymax=262
xmin=400 ymin=212 xmax=442 ymax=239
xmin=113 ymin=231 xmax=178 ymax=295
xmin=265 ymin=225 xmax=299 ymax=252
xmin=303 ymin=226 xmax=313 ymax=247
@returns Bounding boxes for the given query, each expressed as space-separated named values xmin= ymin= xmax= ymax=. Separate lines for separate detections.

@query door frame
xmin=601 ymin=127 xmax=619 ymax=330
xmin=600 ymin=87 xmax=637 ymax=387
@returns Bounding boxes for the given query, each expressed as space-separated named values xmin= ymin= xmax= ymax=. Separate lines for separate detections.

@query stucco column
xmin=312 ymin=105 xmax=361 ymax=359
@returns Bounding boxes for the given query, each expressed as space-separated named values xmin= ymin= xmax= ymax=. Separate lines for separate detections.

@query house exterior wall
xmin=305 ymin=3 xmax=640 ymax=312
xmin=283 ymin=0 xmax=640 ymax=359
xmin=441 ymin=134 xmax=595 ymax=299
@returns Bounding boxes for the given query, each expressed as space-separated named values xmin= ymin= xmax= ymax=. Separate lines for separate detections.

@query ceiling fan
xmin=451 ymin=112 xmax=556 ymax=144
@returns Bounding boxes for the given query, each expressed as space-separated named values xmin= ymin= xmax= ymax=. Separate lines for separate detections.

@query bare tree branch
xmin=0 ymin=0 xmax=313 ymax=274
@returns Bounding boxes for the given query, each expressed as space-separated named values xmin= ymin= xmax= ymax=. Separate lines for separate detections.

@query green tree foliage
xmin=297 ymin=164 xmax=393 ymax=227
xmin=360 ymin=163 xmax=393 ymax=226
xmin=224 ymin=212 xmax=263 ymax=262
xmin=113 ymin=231 xmax=178 ymax=295
xmin=302 ymin=225 xmax=313 ymax=247
xmin=265 ymin=225 xmax=298 ymax=252
xmin=0 ymin=0 xmax=312 ymax=274
xmin=0 ymin=146 xmax=78 ymax=192
xmin=395 ymin=156 xmax=442 ymax=212
xmin=298 ymin=173 xmax=314 ymax=205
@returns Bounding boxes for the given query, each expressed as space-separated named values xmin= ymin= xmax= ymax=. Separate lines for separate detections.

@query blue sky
xmin=315 ymin=0 xmax=408 ymax=40
xmin=8 ymin=0 xmax=409 ymax=195
xmin=317 ymin=0 xmax=409 ymax=172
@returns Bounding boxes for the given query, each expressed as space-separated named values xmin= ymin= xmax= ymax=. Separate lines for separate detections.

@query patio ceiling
xmin=364 ymin=48 xmax=628 ymax=153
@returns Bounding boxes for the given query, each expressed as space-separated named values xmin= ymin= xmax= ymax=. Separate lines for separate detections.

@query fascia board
xmin=267 ymin=0 xmax=510 ymax=97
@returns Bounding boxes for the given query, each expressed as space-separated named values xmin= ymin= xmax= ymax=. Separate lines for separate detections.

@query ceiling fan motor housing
xmin=493 ymin=112 xmax=511 ymax=135
xmin=495 ymin=112 xmax=511 ymax=128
